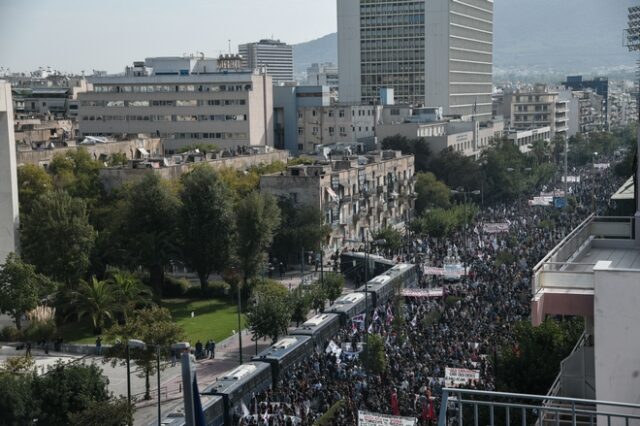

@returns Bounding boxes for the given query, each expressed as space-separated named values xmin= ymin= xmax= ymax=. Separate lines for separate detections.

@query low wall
xmin=17 ymin=138 xmax=164 ymax=166
xmin=100 ymin=150 xmax=290 ymax=191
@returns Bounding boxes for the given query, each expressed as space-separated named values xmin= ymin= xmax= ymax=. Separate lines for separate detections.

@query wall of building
xmin=337 ymin=0 xmax=362 ymax=104
xmin=0 ymin=82 xmax=19 ymax=262
xmin=99 ymin=150 xmax=289 ymax=191
xmin=16 ymin=138 xmax=163 ymax=166
xmin=593 ymin=261 xmax=640 ymax=423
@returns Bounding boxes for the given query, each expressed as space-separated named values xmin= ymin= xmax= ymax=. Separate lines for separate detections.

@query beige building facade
xmin=260 ymin=150 xmax=415 ymax=251
xmin=502 ymin=85 xmax=569 ymax=138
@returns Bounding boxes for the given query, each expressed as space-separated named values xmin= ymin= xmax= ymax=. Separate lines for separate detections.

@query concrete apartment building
xmin=500 ymin=85 xmax=569 ymax=138
xmin=572 ymin=89 xmax=606 ymax=134
xmin=0 ymin=81 xmax=19 ymax=263
xmin=239 ymin=39 xmax=294 ymax=83
xmin=563 ymin=76 xmax=609 ymax=129
xmin=12 ymin=79 xmax=89 ymax=120
xmin=338 ymin=0 xmax=493 ymax=120
xmin=77 ymin=56 xmax=273 ymax=152
xmin=608 ymin=87 xmax=637 ymax=128
xmin=305 ymin=63 xmax=339 ymax=91
xmin=296 ymin=104 xmax=382 ymax=153
xmin=377 ymin=107 xmax=504 ymax=158
xmin=260 ymin=150 xmax=415 ymax=251
xmin=506 ymin=126 xmax=551 ymax=153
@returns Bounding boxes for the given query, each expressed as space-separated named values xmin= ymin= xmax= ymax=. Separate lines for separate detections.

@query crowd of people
xmin=240 ymin=161 xmax=626 ymax=426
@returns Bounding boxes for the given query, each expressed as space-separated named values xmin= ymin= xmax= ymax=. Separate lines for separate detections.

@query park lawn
xmin=162 ymin=298 xmax=245 ymax=345
xmin=59 ymin=298 xmax=243 ymax=345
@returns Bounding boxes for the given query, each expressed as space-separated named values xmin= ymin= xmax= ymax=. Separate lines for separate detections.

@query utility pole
xmin=237 ymin=279 xmax=243 ymax=365
xmin=564 ymin=136 xmax=568 ymax=203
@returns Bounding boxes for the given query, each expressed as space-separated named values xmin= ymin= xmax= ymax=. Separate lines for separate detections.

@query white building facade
xmin=337 ymin=0 xmax=493 ymax=119
xmin=77 ymin=57 xmax=274 ymax=152
xmin=0 ymin=82 xmax=19 ymax=263
xmin=239 ymin=39 xmax=294 ymax=83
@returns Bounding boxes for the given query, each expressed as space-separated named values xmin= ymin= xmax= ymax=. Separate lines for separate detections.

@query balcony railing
xmin=532 ymin=215 xmax=634 ymax=295
xmin=438 ymin=388 xmax=640 ymax=426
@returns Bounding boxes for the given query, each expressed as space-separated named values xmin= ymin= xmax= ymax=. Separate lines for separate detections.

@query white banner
xmin=594 ymin=163 xmax=610 ymax=169
xmin=422 ymin=266 xmax=444 ymax=276
xmin=445 ymin=367 xmax=480 ymax=386
xmin=561 ymin=175 xmax=581 ymax=183
xmin=358 ymin=411 xmax=417 ymax=426
xmin=401 ymin=288 xmax=444 ymax=298
xmin=482 ymin=222 xmax=510 ymax=234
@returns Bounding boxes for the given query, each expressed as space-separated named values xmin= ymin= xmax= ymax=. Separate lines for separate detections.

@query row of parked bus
xmin=160 ymin=256 xmax=417 ymax=426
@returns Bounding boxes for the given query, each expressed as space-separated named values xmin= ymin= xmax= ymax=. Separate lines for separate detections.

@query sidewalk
xmin=132 ymin=329 xmax=273 ymax=426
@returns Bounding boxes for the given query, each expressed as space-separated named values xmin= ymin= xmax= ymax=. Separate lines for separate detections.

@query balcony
xmin=531 ymin=215 xmax=639 ymax=326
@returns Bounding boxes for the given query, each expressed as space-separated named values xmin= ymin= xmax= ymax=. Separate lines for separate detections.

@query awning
xmin=611 ymin=176 xmax=634 ymax=200
xmin=137 ymin=148 xmax=149 ymax=157
xmin=326 ymin=187 xmax=339 ymax=202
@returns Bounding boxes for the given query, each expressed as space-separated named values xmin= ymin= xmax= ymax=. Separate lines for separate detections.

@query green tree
xmin=361 ymin=333 xmax=387 ymax=376
xmin=496 ymin=319 xmax=583 ymax=395
xmin=412 ymin=208 xmax=454 ymax=240
xmin=323 ymin=272 xmax=345 ymax=304
xmin=21 ymin=191 xmax=96 ymax=284
xmin=247 ymin=282 xmax=291 ymax=343
xmin=0 ymin=371 xmax=34 ymax=424
xmin=32 ymin=361 xmax=111 ymax=426
xmin=105 ymin=307 xmax=184 ymax=400
xmin=308 ymin=282 xmax=327 ymax=313
xmin=71 ymin=277 xmax=118 ymax=335
xmin=429 ymin=147 xmax=483 ymax=191
xmin=372 ymin=226 xmax=404 ymax=255
xmin=48 ymin=148 xmax=104 ymax=205
xmin=69 ymin=397 xmax=133 ymax=426
xmin=179 ymin=165 xmax=236 ymax=292
xmin=381 ymin=135 xmax=432 ymax=172
xmin=235 ymin=192 xmax=281 ymax=289
xmin=122 ymin=174 xmax=179 ymax=296
xmin=288 ymin=290 xmax=310 ymax=327
xmin=272 ymin=199 xmax=330 ymax=264
xmin=17 ymin=164 xmax=53 ymax=215
xmin=0 ymin=253 xmax=52 ymax=329
xmin=107 ymin=269 xmax=154 ymax=323
xmin=414 ymin=172 xmax=451 ymax=215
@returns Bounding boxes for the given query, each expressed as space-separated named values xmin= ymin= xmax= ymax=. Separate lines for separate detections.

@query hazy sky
xmin=0 ymin=0 xmax=338 ymax=74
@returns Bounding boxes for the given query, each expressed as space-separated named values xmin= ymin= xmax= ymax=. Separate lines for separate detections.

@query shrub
xmin=445 ymin=295 xmax=462 ymax=307
xmin=163 ymin=276 xmax=191 ymax=297
xmin=0 ymin=325 xmax=23 ymax=342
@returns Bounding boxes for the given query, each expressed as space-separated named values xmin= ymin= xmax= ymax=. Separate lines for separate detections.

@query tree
xmin=179 ymin=165 xmax=236 ymax=292
xmin=288 ymin=290 xmax=310 ymax=327
xmin=107 ymin=269 xmax=153 ymax=323
xmin=323 ymin=272 xmax=345 ymax=304
xmin=372 ymin=226 xmax=404 ymax=255
xmin=122 ymin=174 xmax=179 ymax=296
xmin=414 ymin=172 xmax=451 ymax=215
xmin=235 ymin=192 xmax=281 ymax=288
xmin=105 ymin=307 xmax=184 ymax=400
xmin=361 ymin=334 xmax=387 ymax=376
xmin=69 ymin=397 xmax=133 ymax=426
xmin=412 ymin=208 xmax=454 ymax=240
xmin=48 ymin=148 xmax=104 ymax=204
xmin=71 ymin=277 xmax=118 ymax=335
xmin=429 ymin=147 xmax=483 ymax=191
xmin=0 ymin=371 xmax=34 ymax=424
xmin=381 ymin=135 xmax=432 ymax=172
xmin=272 ymin=199 xmax=331 ymax=264
xmin=31 ymin=361 xmax=111 ymax=426
xmin=17 ymin=164 xmax=53 ymax=215
xmin=308 ymin=282 xmax=327 ymax=313
xmin=496 ymin=319 xmax=583 ymax=395
xmin=21 ymin=191 xmax=96 ymax=284
xmin=0 ymin=253 xmax=52 ymax=329
xmin=247 ymin=282 xmax=291 ymax=343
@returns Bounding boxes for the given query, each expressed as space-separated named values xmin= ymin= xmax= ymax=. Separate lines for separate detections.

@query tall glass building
xmin=338 ymin=0 xmax=493 ymax=119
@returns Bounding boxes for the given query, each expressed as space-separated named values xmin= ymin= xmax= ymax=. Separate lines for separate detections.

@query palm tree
xmin=108 ymin=270 xmax=154 ymax=322
xmin=72 ymin=277 xmax=117 ymax=335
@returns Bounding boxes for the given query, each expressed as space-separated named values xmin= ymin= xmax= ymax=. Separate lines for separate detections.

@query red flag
xmin=391 ymin=391 xmax=400 ymax=415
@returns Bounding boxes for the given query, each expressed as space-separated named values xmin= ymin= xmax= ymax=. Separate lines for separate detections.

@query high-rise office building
xmin=338 ymin=0 xmax=493 ymax=119
xmin=0 ymin=81 xmax=19 ymax=263
xmin=239 ymin=39 xmax=294 ymax=83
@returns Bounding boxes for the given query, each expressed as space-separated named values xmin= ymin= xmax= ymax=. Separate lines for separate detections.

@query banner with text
xmin=358 ymin=411 xmax=417 ymax=426
xmin=445 ymin=367 xmax=480 ymax=386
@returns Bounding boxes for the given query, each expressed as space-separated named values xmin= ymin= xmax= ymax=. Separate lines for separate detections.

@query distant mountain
xmin=293 ymin=0 xmax=636 ymax=80
xmin=293 ymin=33 xmax=337 ymax=75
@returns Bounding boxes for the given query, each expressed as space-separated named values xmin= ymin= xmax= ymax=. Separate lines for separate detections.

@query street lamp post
xmin=450 ymin=189 xmax=481 ymax=275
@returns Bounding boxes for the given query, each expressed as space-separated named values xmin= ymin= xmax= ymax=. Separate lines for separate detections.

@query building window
xmin=339 ymin=110 xmax=345 ymax=118
xmin=312 ymin=110 xmax=317 ymax=117
xmin=297 ymin=127 xmax=304 ymax=135
xmin=312 ymin=127 xmax=319 ymax=135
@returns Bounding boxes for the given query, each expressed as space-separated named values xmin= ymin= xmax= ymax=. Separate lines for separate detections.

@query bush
xmin=445 ymin=296 xmax=462 ymax=307
xmin=163 ymin=276 xmax=191 ymax=297
xmin=0 ymin=325 xmax=23 ymax=342
xmin=204 ymin=280 xmax=230 ymax=298
xmin=24 ymin=320 xmax=56 ymax=342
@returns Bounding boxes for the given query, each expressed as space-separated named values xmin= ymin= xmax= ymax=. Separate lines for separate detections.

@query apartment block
xmin=296 ymin=104 xmax=382 ymax=153
xmin=563 ymin=76 xmax=609 ymax=129
xmin=338 ymin=0 xmax=493 ymax=119
xmin=305 ymin=63 xmax=339 ymax=91
xmin=77 ymin=56 xmax=273 ymax=152
xmin=239 ymin=39 xmax=294 ymax=83
xmin=502 ymin=85 xmax=569 ymax=138
xmin=260 ymin=150 xmax=415 ymax=251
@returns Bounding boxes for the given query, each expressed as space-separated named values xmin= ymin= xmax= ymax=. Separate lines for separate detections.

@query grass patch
xmin=162 ymin=298 xmax=245 ymax=344
xmin=59 ymin=298 xmax=243 ymax=344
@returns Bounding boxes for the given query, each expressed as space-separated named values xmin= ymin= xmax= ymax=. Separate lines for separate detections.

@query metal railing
xmin=438 ymin=388 xmax=640 ymax=426
xmin=532 ymin=216 xmax=635 ymax=295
